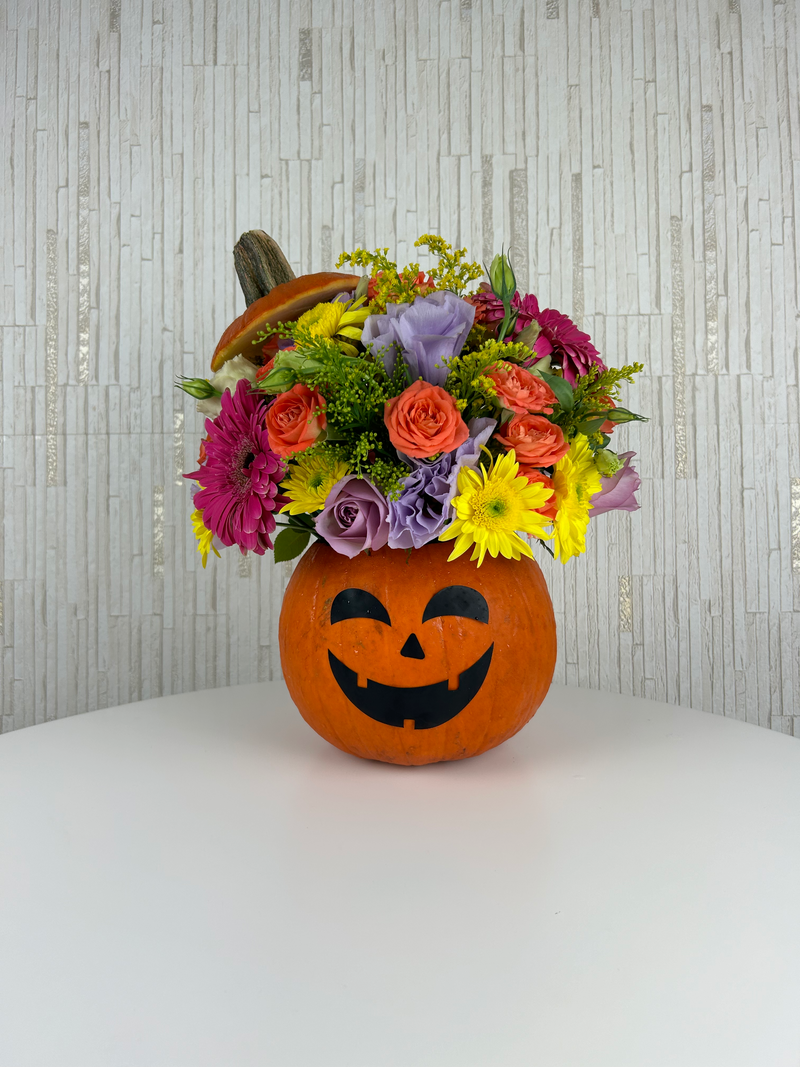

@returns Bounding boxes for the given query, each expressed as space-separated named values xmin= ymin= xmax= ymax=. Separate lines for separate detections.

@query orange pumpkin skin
xmin=279 ymin=541 xmax=557 ymax=766
xmin=210 ymin=272 xmax=362 ymax=372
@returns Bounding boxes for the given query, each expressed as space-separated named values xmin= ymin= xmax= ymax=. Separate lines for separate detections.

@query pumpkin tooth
xmin=448 ymin=675 xmax=460 ymax=691
xmin=210 ymin=272 xmax=362 ymax=373
xmin=357 ymin=673 xmax=369 ymax=689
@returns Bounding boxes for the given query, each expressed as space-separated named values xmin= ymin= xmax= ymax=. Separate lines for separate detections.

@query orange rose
xmin=518 ymin=466 xmax=558 ymax=521
xmin=384 ymin=379 xmax=469 ymax=459
xmin=486 ymin=364 xmax=556 ymax=415
xmin=494 ymin=413 xmax=570 ymax=467
xmin=265 ymin=383 xmax=327 ymax=457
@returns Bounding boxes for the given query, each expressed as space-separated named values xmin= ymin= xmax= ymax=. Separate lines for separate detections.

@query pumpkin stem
xmin=234 ymin=230 xmax=296 ymax=306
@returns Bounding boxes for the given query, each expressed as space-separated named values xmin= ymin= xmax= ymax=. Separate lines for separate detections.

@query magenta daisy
xmin=530 ymin=308 xmax=606 ymax=385
xmin=470 ymin=284 xmax=606 ymax=384
xmin=184 ymin=379 xmax=284 ymax=555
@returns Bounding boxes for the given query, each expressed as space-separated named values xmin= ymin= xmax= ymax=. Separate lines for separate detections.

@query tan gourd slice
xmin=210 ymin=272 xmax=362 ymax=372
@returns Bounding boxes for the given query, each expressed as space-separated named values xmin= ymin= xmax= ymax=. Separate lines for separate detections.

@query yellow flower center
xmin=469 ymin=482 xmax=516 ymax=529
xmin=308 ymin=470 xmax=326 ymax=491
xmin=297 ymin=302 xmax=345 ymax=338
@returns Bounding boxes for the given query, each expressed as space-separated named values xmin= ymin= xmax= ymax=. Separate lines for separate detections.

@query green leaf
xmin=575 ymin=416 xmax=607 ymax=435
xmin=536 ymin=370 xmax=574 ymax=412
xmin=273 ymin=527 xmax=311 ymax=563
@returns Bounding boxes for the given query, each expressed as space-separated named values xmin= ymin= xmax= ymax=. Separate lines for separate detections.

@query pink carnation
xmin=184 ymin=379 xmax=285 ymax=555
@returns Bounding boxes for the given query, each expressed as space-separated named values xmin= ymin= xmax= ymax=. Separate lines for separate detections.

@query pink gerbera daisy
xmin=531 ymin=308 xmax=605 ymax=385
xmin=470 ymin=283 xmax=606 ymax=384
xmin=184 ymin=379 xmax=284 ymax=555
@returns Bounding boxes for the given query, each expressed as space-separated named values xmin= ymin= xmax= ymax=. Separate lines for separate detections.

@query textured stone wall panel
xmin=1 ymin=0 xmax=799 ymax=736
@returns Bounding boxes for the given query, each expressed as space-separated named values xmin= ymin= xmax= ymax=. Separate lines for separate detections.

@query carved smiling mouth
xmin=327 ymin=645 xmax=494 ymax=730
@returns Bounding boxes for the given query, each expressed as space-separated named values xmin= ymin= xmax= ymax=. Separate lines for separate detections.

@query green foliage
xmin=337 ymin=235 xmax=485 ymax=311
xmin=273 ymin=526 xmax=311 ymax=562
xmin=252 ymin=322 xmax=294 ymax=348
xmin=414 ymin=235 xmax=484 ymax=295
xmin=336 ymin=246 xmax=426 ymax=310
xmin=444 ymin=344 xmax=504 ymax=422
xmin=574 ymin=362 xmax=645 ymax=403
xmin=541 ymin=362 xmax=647 ymax=449
xmin=259 ymin=332 xmax=408 ymax=496
xmin=535 ymin=370 xmax=574 ymax=412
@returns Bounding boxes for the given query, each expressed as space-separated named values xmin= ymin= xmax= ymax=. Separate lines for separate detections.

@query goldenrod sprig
xmin=414 ymin=234 xmax=483 ymax=295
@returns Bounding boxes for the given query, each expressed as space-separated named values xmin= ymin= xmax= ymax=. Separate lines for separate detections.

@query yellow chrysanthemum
xmin=295 ymin=297 xmax=369 ymax=356
xmin=280 ymin=452 xmax=351 ymax=515
xmin=439 ymin=450 xmax=553 ymax=567
xmin=551 ymin=435 xmax=603 ymax=563
xmin=191 ymin=507 xmax=220 ymax=569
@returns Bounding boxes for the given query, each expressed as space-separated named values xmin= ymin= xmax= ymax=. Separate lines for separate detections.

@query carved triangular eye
xmin=331 ymin=588 xmax=391 ymax=625
xmin=422 ymin=586 xmax=489 ymax=624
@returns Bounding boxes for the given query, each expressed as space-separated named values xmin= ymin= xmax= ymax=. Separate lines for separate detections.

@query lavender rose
xmin=315 ymin=475 xmax=390 ymax=558
xmin=361 ymin=291 xmax=475 ymax=387
xmin=388 ymin=418 xmax=496 ymax=550
xmin=589 ymin=452 xmax=641 ymax=515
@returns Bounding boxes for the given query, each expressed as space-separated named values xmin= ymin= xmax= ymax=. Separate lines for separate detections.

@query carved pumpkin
xmin=279 ymin=541 xmax=557 ymax=765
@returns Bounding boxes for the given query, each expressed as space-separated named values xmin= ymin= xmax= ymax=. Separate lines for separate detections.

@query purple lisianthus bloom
xmin=388 ymin=418 xmax=496 ymax=550
xmin=360 ymin=301 xmax=409 ymax=374
xmin=590 ymin=452 xmax=641 ymax=515
xmin=361 ymin=291 xmax=475 ymax=387
xmin=315 ymin=475 xmax=390 ymax=558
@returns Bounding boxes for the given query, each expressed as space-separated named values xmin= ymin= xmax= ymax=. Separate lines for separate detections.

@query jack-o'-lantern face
xmin=279 ymin=541 xmax=557 ymax=766
xmin=327 ymin=585 xmax=493 ymax=730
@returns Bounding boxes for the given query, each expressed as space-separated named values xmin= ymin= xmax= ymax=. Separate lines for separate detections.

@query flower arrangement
xmin=180 ymin=235 xmax=644 ymax=569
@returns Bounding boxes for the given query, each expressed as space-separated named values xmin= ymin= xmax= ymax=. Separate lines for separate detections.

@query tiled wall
xmin=2 ymin=0 xmax=799 ymax=734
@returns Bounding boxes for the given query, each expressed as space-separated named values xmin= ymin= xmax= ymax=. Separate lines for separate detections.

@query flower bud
xmin=274 ymin=351 xmax=308 ymax=371
xmin=515 ymin=321 xmax=541 ymax=350
xmin=594 ymin=449 xmax=623 ymax=477
xmin=258 ymin=366 xmax=298 ymax=393
xmin=176 ymin=377 xmax=221 ymax=400
xmin=489 ymin=252 xmax=517 ymax=304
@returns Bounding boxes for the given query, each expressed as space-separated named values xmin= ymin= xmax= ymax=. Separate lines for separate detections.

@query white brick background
xmin=2 ymin=0 xmax=799 ymax=734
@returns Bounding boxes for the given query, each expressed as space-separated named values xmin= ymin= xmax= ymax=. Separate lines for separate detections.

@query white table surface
xmin=0 ymin=683 xmax=798 ymax=1067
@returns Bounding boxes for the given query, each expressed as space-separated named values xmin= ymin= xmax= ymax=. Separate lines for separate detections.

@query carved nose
xmin=400 ymin=633 xmax=425 ymax=659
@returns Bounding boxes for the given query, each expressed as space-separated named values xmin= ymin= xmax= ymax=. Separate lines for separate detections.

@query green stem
xmin=273 ymin=519 xmax=324 ymax=541
xmin=496 ymin=305 xmax=518 ymax=343
xmin=534 ymin=537 xmax=555 ymax=559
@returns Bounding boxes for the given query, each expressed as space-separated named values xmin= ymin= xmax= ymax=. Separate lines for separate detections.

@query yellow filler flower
xmin=191 ymin=507 xmax=220 ymax=568
xmin=551 ymin=434 xmax=603 ymax=563
xmin=280 ymin=452 xmax=350 ymax=515
xmin=295 ymin=296 xmax=369 ymax=356
xmin=439 ymin=449 xmax=553 ymax=567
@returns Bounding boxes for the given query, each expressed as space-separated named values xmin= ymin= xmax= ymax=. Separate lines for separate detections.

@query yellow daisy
xmin=439 ymin=449 xmax=553 ymax=567
xmin=280 ymin=452 xmax=350 ymax=515
xmin=295 ymin=296 xmax=369 ymax=356
xmin=551 ymin=435 xmax=603 ymax=563
xmin=191 ymin=507 xmax=220 ymax=568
